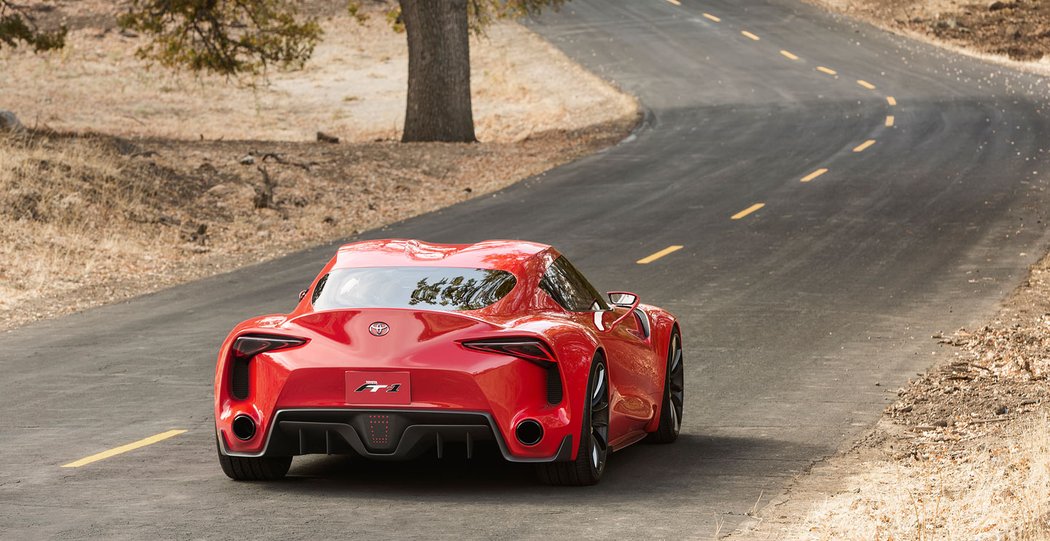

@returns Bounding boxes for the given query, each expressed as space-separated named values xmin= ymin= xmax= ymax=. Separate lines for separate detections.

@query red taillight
xmin=229 ymin=334 xmax=306 ymax=400
xmin=232 ymin=334 xmax=306 ymax=360
xmin=461 ymin=338 xmax=556 ymax=367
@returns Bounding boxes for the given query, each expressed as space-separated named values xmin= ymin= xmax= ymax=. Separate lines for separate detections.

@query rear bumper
xmin=218 ymin=408 xmax=574 ymax=463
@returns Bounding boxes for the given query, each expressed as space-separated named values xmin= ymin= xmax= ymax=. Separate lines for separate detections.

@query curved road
xmin=3 ymin=0 xmax=1050 ymax=538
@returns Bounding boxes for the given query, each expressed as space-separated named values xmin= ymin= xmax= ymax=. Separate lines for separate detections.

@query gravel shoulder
xmin=0 ymin=5 xmax=638 ymax=330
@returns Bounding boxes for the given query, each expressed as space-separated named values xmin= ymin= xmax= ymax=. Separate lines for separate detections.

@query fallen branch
xmin=260 ymin=152 xmax=313 ymax=171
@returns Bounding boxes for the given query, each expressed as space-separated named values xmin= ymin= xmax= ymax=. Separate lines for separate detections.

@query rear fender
xmin=510 ymin=318 xmax=602 ymax=461
xmin=214 ymin=314 xmax=300 ymax=453
xmin=641 ymin=306 xmax=679 ymax=433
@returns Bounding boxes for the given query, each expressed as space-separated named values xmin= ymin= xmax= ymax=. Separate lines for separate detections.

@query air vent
xmin=231 ymin=358 xmax=250 ymax=399
xmin=546 ymin=366 xmax=563 ymax=405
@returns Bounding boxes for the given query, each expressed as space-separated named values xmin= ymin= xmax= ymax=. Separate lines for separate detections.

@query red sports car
xmin=214 ymin=239 xmax=683 ymax=485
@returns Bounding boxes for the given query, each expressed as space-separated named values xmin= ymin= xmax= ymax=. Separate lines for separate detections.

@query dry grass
xmin=0 ymin=13 xmax=636 ymax=143
xmin=798 ymin=414 xmax=1050 ymax=540
xmin=0 ymin=116 xmax=636 ymax=329
xmin=805 ymin=0 xmax=1050 ymax=76
xmin=0 ymin=135 xmax=182 ymax=315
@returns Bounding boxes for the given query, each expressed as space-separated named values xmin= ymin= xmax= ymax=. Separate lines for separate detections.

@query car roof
xmin=333 ymin=239 xmax=553 ymax=274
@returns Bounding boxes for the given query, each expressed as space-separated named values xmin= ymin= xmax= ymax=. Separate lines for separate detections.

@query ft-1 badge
xmin=346 ymin=371 xmax=410 ymax=405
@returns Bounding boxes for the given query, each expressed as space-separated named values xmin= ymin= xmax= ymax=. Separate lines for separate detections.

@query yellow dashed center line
xmin=62 ymin=429 xmax=187 ymax=468
xmin=637 ymin=245 xmax=684 ymax=265
xmin=853 ymin=139 xmax=876 ymax=153
xmin=665 ymin=13 xmax=895 ymax=222
xmin=801 ymin=168 xmax=829 ymax=183
xmin=731 ymin=203 xmax=766 ymax=220
xmin=666 ymin=0 xmax=681 ymax=5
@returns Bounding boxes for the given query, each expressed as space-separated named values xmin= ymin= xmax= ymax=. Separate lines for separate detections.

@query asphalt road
xmin=3 ymin=0 xmax=1050 ymax=538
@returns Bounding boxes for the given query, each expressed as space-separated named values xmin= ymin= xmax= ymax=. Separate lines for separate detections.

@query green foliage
xmin=466 ymin=0 xmax=568 ymax=33
xmin=346 ymin=2 xmax=369 ymax=24
xmin=118 ymin=0 xmax=322 ymax=76
xmin=0 ymin=0 xmax=67 ymax=51
xmin=374 ymin=0 xmax=566 ymax=36
xmin=384 ymin=6 xmax=405 ymax=34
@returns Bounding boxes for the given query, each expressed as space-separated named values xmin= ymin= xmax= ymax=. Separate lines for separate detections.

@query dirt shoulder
xmin=0 ymin=5 xmax=639 ymax=330
xmin=806 ymin=0 xmax=1050 ymax=71
xmin=732 ymin=252 xmax=1050 ymax=539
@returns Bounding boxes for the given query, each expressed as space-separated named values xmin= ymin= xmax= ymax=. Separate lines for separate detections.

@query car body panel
xmin=214 ymin=239 xmax=679 ymax=465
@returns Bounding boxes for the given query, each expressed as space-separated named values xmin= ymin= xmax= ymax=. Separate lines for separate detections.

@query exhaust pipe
xmin=515 ymin=419 xmax=543 ymax=446
xmin=232 ymin=415 xmax=257 ymax=441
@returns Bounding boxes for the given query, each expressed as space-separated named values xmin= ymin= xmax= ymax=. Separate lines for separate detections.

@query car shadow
xmin=265 ymin=432 xmax=828 ymax=503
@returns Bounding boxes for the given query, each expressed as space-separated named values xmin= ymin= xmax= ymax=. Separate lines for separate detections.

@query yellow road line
xmin=666 ymin=0 xmax=681 ymax=5
xmin=731 ymin=203 xmax=765 ymax=220
xmin=741 ymin=30 xmax=760 ymax=41
xmin=62 ymin=429 xmax=187 ymax=468
xmin=853 ymin=139 xmax=876 ymax=152
xmin=886 ymin=96 xmax=897 ymax=106
xmin=637 ymin=245 xmax=684 ymax=264
xmin=801 ymin=168 xmax=829 ymax=183
xmin=857 ymin=80 xmax=876 ymax=90
xmin=816 ymin=66 xmax=837 ymax=75
xmin=702 ymin=12 xmax=721 ymax=22
xmin=885 ymin=115 xmax=895 ymax=127
xmin=780 ymin=50 xmax=799 ymax=61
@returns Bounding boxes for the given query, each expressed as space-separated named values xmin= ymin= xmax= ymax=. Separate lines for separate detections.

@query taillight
xmin=461 ymin=338 xmax=556 ymax=367
xmin=232 ymin=334 xmax=306 ymax=360
xmin=229 ymin=334 xmax=306 ymax=400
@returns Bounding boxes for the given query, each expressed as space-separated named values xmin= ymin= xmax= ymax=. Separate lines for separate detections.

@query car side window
xmin=540 ymin=256 xmax=610 ymax=312
xmin=311 ymin=273 xmax=329 ymax=304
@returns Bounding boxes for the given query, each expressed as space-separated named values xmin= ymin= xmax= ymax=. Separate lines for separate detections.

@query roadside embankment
xmin=807 ymin=0 xmax=1050 ymax=73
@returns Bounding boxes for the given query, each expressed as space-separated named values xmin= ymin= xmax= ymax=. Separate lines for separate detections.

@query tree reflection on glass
xmin=312 ymin=267 xmax=516 ymax=312
xmin=409 ymin=270 xmax=514 ymax=310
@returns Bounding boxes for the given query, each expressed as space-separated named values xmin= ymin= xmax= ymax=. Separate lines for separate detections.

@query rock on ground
xmin=0 ymin=111 xmax=24 ymax=133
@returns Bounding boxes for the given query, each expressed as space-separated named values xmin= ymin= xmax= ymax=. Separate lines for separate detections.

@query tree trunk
xmin=398 ymin=0 xmax=477 ymax=143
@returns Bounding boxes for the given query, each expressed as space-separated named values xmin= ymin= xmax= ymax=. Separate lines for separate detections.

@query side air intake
xmin=231 ymin=359 xmax=251 ymax=400
xmin=546 ymin=366 xmax=563 ymax=405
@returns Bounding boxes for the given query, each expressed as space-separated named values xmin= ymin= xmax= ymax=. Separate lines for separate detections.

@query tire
xmin=217 ymin=437 xmax=292 ymax=481
xmin=647 ymin=328 xmax=683 ymax=444
xmin=536 ymin=353 xmax=609 ymax=486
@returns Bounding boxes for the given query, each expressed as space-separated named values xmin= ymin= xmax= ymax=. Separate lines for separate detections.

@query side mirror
xmin=298 ymin=289 xmax=308 ymax=301
xmin=608 ymin=292 xmax=638 ymax=307
xmin=600 ymin=291 xmax=640 ymax=332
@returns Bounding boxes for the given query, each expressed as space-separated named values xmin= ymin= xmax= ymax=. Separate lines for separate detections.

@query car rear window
xmin=311 ymin=267 xmax=516 ymax=312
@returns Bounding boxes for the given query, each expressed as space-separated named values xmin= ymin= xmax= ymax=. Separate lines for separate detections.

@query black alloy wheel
xmin=537 ymin=354 xmax=609 ymax=485
xmin=648 ymin=328 xmax=683 ymax=443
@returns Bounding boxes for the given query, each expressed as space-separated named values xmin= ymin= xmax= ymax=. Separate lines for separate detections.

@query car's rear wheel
xmin=216 ymin=437 xmax=292 ymax=481
xmin=648 ymin=328 xmax=683 ymax=443
xmin=536 ymin=353 xmax=609 ymax=486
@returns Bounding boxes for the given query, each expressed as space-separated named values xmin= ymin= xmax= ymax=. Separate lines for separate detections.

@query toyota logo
xmin=368 ymin=321 xmax=390 ymax=337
